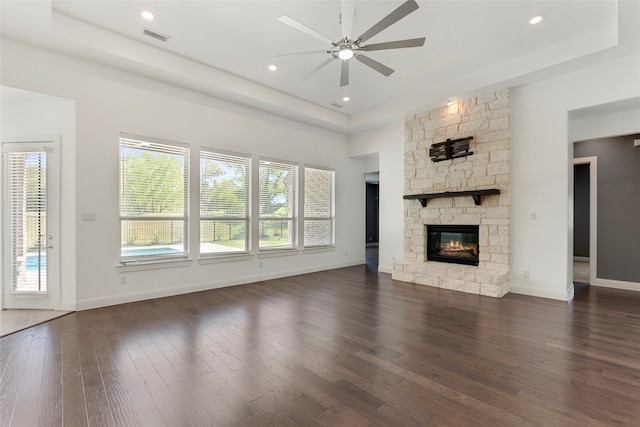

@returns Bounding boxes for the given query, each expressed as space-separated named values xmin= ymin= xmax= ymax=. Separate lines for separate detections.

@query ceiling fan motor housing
xmin=336 ymin=42 xmax=358 ymax=60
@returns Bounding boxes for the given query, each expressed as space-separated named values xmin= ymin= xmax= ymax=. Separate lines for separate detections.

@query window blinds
xmin=119 ymin=136 xmax=189 ymax=259
xmin=200 ymin=150 xmax=250 ymax=254
xmin=259 ymin=159 xmax=297 ymax=249
xmin=304 ymin=167 xmax=335 ymax=247
xmin=6 ymin=151 xmax=47 ymax=291
xmin=200 ymin=150 xmax=249 ymax=218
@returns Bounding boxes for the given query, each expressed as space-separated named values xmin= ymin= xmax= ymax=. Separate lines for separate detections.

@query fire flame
xmin=442 ymin=240 xmax=477 ymax=256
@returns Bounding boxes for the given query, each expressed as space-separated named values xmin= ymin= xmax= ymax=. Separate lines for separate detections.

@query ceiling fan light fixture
xmin=338 ymin=47 xmax=354 ymax=60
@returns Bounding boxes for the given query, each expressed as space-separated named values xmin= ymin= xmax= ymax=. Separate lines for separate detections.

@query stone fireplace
xmin=393 ymin=90 xmax=511 ymax=297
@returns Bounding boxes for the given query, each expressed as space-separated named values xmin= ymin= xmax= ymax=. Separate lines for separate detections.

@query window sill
xmin=199 ymin=253 xmax=253 ymax=264
xmin=8 ymin=291 xmax=46 ymax=298
xmin=117 ymin=258 xmax=192 ymax=272
xmin=258 ymin=248 xmax=300 ymax=259
xmin=303 ymin=245 xmax=336 ymax=254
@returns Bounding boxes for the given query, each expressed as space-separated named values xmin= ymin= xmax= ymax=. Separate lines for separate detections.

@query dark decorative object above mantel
xmin=404 ymin=189 xmax=500 ymax=207
xmin=429 ymin=136 xmax=473 ymax=162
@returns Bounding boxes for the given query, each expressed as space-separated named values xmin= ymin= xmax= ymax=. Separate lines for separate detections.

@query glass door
xmin=2 ymin=139 xmax=60 ymax=309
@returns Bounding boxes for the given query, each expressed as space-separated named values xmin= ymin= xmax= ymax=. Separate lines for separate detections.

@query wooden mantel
xmin=403 ymin=189 xmax=501 ymax=207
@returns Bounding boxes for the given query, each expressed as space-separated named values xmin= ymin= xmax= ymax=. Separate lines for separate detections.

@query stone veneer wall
xmin=392 ymin=90 xmax=511 ymax=297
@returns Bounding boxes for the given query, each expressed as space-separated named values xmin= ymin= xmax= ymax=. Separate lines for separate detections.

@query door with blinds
xmin=2 ymin=138 xmax=60 ymax=310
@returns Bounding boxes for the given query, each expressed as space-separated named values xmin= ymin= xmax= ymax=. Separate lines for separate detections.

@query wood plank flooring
xmin=0 ymin=310 xmax=72 ymax=338
xmin=1 ymin=264 xmax=639 ymax=426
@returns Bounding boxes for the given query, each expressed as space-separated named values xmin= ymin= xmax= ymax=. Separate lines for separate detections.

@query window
xmin=119 ymin=135 xmax=189 ymax=262
xmin=200 ymin=150 xmax=250 ymax=254
xmin=304 ymin=167 xmax=335 ymax=247
xmin=259 ymin=159 xmax=297 ymax=249
xmin=4 ymin=150 xmax=47 ymax=292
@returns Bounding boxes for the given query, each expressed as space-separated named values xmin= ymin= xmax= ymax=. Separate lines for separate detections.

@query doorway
xmin=365 ymin=174 xmax=379 ymax=269
xmin=573 ymin=156 xmax=597 ymax=286
xmin=2 ymin=137 xmax=61 ymax=310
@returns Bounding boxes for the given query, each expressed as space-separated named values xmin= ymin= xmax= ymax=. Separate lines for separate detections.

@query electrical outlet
xmin=120 ymin=276 xmax=127 ymax=285
xmin=259 ymin=261 xmax=263 ymax=268
xmin=81 ymin=213 xmax=96 ymax=222
xmin=523 ymin=270 xmax=530 ymax=278
xmin=344 ymin=251 xmax=348 ymax=257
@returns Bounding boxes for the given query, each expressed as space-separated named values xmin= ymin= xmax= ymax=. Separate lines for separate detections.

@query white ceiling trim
xmin=2 ymin=1 xmax=637 ymax=136
xmin=350 ymin=20 xmax=620 ymax=131
xmin=51 ymin=11 xmax=351 ymax=133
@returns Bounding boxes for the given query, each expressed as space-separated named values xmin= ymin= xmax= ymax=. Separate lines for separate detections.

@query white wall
xmin=1 ymin=39 xmax=365 ymax=310
xmin=349 ymin=122 xmax=404 ymax=274
xmin=1 ymin=90 xmax=77 ymax=310
xmin=570 ymin=104 xmax=640 ymax=142
xmin=349 ymin=53 xmax=640 ymax=299
xmin=510 ymin=53 xmax=640 ymax=300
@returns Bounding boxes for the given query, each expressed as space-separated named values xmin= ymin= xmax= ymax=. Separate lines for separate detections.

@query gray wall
xmin=573 ymin=163 xmax=590 ymax=257
xmin=574 ymin=134 xmax=640 ymax=283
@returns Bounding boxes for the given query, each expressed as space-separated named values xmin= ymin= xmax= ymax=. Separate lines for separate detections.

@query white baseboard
xmin=573 ymin=256 xmax=590 ymax=262
xmin=60 ymin=300 xmax=76 ymax=311
xmin=509 ymin=283 xmax=574 ymax=301
xmin=592 ymin=277 xmax=639 ymax=292
xmin=378 ymin=265 xmax=393 ymax=274
xmin=76 ymin=259 xmax=365 ymax=311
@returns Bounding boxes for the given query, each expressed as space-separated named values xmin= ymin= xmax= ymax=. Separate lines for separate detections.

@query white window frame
xmin=303 ymin=165 xmax=335 ymax=248
xmin=258 ymin=158 xmax=298 ymax=252
xmin=199 ymin=148 xmax=251 ymax=257
xmin=119 ymin=133 xmax=190 ymax=265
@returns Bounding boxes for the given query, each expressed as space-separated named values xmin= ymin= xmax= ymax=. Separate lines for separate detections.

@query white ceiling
xmin=1 ymin=1 xmax=638 ymax=134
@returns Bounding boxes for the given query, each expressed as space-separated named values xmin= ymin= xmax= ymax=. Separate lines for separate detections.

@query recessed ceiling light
xmin=268 ymin=64 xmax=278 ymax=71
xmin=529 ymin=15 xmax=543 ymax=25
xmin=342 ymin=96 xmax=351 ymax=102
xmin=141 ymin=10 xmax=154 ymax=21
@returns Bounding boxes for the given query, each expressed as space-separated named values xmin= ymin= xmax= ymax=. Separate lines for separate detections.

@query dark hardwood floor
xmin=2 ymin=265 xmax=640 ymax=426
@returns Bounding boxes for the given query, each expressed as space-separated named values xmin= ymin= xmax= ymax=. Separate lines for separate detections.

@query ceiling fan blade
xmin=363 ymin=37 xmax=426 ymax=52
xmin=356 ymin=0 xmax=419 ymax=44
xmin=341 ymin=0 xmax=355 ymax=40
xmin=340 ymin=60 xmax=349 ymax=87
xmin=271 ymin=50 xmax=328 ymax=58
xmin=278 ymin=15 xmax=335 ymax=46
xmin=303 ymin=57 xmax=335 ymax=81
xmin=355 ymin=55 xmax=395 ymax=77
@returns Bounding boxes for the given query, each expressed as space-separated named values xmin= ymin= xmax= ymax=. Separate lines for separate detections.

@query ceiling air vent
xmin=330 ymin=102 xmax=344 ymax=108
xmin=143 ymin=28 xmax=170 ymax=43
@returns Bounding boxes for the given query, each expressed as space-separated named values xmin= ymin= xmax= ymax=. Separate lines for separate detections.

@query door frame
xmin=1 ymin=135 xmax=61 ymax=310
xmin=573 ymin=156 xmax=597 ymax=285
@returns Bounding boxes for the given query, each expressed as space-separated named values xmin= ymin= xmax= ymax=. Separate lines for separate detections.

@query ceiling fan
xmin=276 ymin=0 xmax=426 ymax=87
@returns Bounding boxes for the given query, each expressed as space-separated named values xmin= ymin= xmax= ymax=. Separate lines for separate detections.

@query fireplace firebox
xmin=427 ymin=225 xmax=479 ymax=266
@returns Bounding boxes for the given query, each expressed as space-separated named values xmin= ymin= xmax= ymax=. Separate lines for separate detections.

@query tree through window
xmin=259 ymin=159 xmax=297 ymax=249
xmin=304 ymin=167 xmax=335 ymax=247
xmin=200 ymin=150 xmax=250 ymax=254
xmin=119 ymin=135 xmax=189 ymax=262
